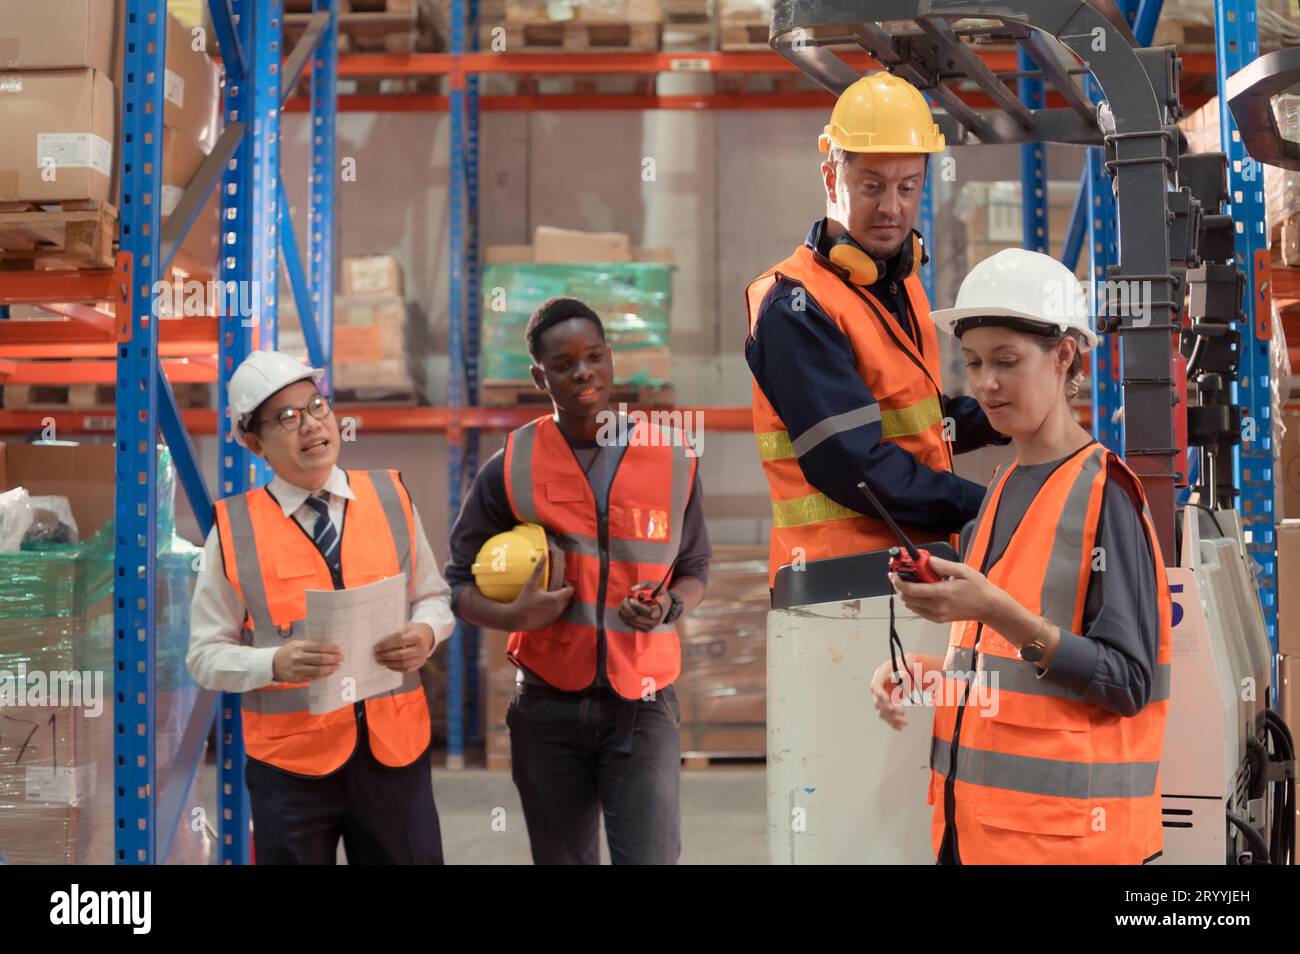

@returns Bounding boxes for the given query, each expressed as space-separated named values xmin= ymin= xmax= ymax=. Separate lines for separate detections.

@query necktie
xmin=303 ymin=492 xmax=341 ymax=583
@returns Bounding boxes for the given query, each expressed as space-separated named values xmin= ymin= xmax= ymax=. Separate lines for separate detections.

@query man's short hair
xmin=524 ymin=296 xmax=606 ymax=362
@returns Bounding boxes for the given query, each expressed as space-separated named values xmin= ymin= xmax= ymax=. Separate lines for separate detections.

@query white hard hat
xmin=931 ymin=248 xmax=1099 ymax=352
xmin=227 ymin=349 xmax=325 ymax=446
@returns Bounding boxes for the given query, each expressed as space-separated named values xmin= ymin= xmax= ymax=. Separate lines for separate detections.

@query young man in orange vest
xmin=745 ymin=72 xmax=1009 ymax=586
xmin=187 ymin=350 xmax=457 ymax=864
xmin=445 ymin=297 xmax=711 ymax=864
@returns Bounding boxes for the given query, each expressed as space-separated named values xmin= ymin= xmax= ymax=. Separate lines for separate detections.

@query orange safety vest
xmin=214 ymin=469 xmax=431 ymax=777
xmin=928 ymin=442 xmax=1172 ymax=864
xmin=745 ymin=243 xmax=956 ymax=586
xmin=502 ymin=414 xmax=698 ymax=700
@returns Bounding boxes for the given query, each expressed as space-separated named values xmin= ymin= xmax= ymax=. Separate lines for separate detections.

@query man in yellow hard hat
xmin=744 ymin=71 xmax=1009 ymax=586
xmin=444 ymin=296 xmax=711 ymax=864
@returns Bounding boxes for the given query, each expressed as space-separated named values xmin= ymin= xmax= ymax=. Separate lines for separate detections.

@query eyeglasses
xmin=252 ymin=394 xmax=333 ymax=433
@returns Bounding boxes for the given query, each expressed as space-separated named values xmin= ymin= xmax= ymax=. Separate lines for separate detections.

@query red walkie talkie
xmin=856 ymin=481 xmax=942 ymax=583
xmin=857 ymin=479 xmax=941 ymax=704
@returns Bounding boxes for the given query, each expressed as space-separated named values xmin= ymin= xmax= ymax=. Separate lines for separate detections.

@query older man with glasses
xmin=187 ymin=350 xmax=456 ymax=864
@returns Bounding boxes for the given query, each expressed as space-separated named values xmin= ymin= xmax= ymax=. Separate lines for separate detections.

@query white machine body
xmin=767 ymin=508 xmax=1275 ymax=865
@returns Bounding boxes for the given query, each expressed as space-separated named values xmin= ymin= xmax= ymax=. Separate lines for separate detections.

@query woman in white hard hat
xmin=869 ymin=249 xmax=1174 ymax=865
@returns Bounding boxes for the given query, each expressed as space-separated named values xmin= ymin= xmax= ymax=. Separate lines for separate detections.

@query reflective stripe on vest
xmin=214 ymin=469 xmax=429 ymax=775
xmin=502 ymin=414 xmax=693 ymax=698
xmin=929 ymin=444 xmax=1173 ymax=864
xmin=745 ymin=244 xmax=954 ymax=584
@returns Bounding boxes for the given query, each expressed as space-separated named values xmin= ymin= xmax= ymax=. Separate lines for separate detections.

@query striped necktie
xmin=303 ymin=492 xmax=341 ymax=582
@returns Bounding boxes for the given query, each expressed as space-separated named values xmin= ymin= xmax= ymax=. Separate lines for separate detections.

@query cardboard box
xmin=341 ymin=255 xmax=404 ymax=298
xmin=0 ymin=0 xmax=120 ymax=73
xmin=1279 ymin=522 xmax=1300 ymax=654
xmin=0 ymin=69 xmax=116 ymax=203
xmin=533 ymin=226 xmax=631 ymax=263
xmin=0 ymin=442 xmax=117 ymax=538
xmin=1281 ymin=215 xmax=1300 ymax=270
xmin=171 ymin=185 xmax=221 ymax=279
xmin=160 ymin=127 xmax=208 ymax=217
xmin=162 ymin=13 xmax=221 ymax=147
xmin=1281 ymin=412 xmax=1300 ymax=521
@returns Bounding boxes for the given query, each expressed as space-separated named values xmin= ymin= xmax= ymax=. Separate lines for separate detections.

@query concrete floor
xmin=194 ymin=761 xmax=768 ymax=865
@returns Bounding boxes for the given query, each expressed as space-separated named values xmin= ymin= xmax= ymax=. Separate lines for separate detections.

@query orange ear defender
xmin=826 ymin=230 xmax=927 ymax=287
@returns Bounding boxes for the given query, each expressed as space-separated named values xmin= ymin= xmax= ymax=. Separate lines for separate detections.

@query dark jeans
xmin=507 ymin=680 xmax=682 ymax=865
xmin=246 ymin=708 xmax=443 ymax=865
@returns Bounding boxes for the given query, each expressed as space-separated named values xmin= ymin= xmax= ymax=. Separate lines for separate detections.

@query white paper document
xmin=306 ymin=573 xmax=407 ymax=715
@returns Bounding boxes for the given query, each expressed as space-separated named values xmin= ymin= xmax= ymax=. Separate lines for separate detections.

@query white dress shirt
xmin=187 ymin=465 xmax=457 ymax=694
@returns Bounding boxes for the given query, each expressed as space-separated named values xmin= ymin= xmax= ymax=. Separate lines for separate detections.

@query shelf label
xmin=669 ymin=58 xmax=712 ymax=72
xmin=36 ymin=133 xmax=112 ymax=177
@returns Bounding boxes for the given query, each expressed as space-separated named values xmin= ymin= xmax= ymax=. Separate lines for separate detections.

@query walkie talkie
xmin=856 ymin=481 xmax=942 ymax=584
xmin=857 ymin=479 xmax=942 ymax=705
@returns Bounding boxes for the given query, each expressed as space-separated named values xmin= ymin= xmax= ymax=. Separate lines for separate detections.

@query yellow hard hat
xmin=818 ymin=72 xmax=946 ymax=155
xmin=471 ymin=523 xmax=565 ymax=603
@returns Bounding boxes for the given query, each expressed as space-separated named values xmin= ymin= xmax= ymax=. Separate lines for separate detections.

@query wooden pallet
xmin=480 ymin=380 xmax=673 ymax=407
xmin=503 ymin=19 xmax=662 ymax=52
xmin=718 ymin=19 xmax=769 ymax=51
xmin=3 ymin=382 xmax=210 ymax=412
xmin=0 ymin=201 xmax=117 ymax=270
xmin=284 ymin=0 xmax=442 ymax=54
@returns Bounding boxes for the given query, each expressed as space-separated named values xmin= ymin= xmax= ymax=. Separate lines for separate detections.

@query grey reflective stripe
xmin=789 ymin=404 xmax=882 ymax=458
xmin=557 ymin=599 xmax=673 ymax=635
xmin=508 ymin=418 xmax=541 ymax=522
xmin=930 ymin=738 xmax=1160 ymax=800
xmin=946 ymin=646 xmax=1171 ymax=703
xmin=1039 ymin=449 xmax=1104 ymax=632
xmin=222 ymin=493 xmax=279 ymax=646
xmin=242 ymin=685 xmax=310 ymax=715
xmin=551 ymin=529 xmax=676 ymax=565
xmin=369 ymin=470 xmax=412 ymax=581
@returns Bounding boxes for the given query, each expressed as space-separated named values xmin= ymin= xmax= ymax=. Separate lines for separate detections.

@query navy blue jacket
xmin=745 ymin=220 xmax=1009 ymax=534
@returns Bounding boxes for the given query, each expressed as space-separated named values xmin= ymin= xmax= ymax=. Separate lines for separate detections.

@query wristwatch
xmin=1018 ymin=616 xmax=1053 ymax=663
xmin=662 ymin=590 xmax=684 ymax=624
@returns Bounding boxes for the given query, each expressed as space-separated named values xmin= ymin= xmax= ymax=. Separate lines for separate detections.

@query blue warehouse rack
xmin=1215 ymin=0 xmax=1278 ymax=655
xmin=446 ymin=0 xmax=484 ymax=767
xmin=110 ymin=0 xmax=339 ymax=864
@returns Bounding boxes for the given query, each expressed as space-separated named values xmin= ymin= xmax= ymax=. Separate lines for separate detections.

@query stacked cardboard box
xmin=482 ymin=545 xmax=771 ymax=767
xmin=279 ymin=254 xmax=416 ymax=399
xmin=0 ymin=2 xmax=222 ymax=274
xmin=0 ymin=442 xmax=209 ymax=864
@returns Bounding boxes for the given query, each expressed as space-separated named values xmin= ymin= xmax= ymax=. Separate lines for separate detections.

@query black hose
xmin=1227 ymin=811 xmax=1271 ymax=864
xmin=1264 ymin=709 xmax=1297 ymax=865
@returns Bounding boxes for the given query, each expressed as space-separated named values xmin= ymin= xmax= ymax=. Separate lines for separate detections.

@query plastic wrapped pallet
xmin=674 ymin=545 xmax=768 ymax=757
xmin=479 ymin=262 xmax=673 ymax=384
xmin=0 ymin=448 xmax=209 ymax=865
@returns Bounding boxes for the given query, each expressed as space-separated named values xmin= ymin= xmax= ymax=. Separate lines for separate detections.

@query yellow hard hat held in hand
xmin=819 ymin=72 xmax=946 ymax=155
xmin=471 ymin=523 xmax=567 ymax=603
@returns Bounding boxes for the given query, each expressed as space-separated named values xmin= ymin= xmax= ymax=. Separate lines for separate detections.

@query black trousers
xmin=507 ymin=680 xmax=682 ymax=865
xmin=245 ymin=706 xmax=443 ymax=865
